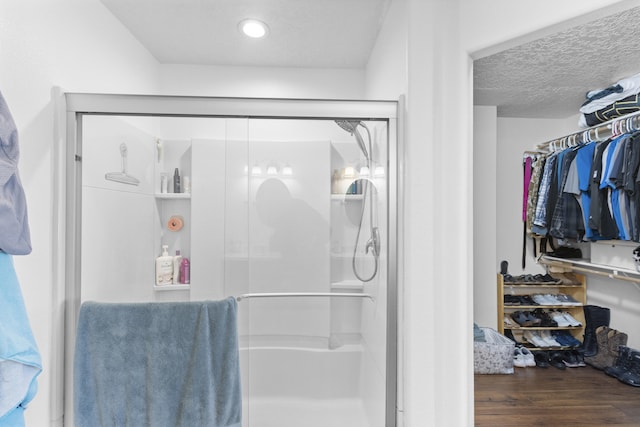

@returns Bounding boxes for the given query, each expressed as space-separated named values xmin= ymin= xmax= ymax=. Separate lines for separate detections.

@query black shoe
xmin=500 ymin=260 xmax=509 ymax=275
xmin=619 ymin=350 xmax=640 ymax=387
xmin=533 ymin=351 xmax=550 ymax=368
xmin=519 ymin=295 xmax=539 ymax=306
xmin=549 ymin=351 xmax=567 ymax=369
xmin=562 ymin=350 xmax=583 ymax=368
xmin=605 ymin=346 xmax=634 ymax=379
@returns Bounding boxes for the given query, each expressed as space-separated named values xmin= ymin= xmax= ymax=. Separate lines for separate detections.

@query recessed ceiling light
xmin=239 ymin=19 xmax=269 ymax=38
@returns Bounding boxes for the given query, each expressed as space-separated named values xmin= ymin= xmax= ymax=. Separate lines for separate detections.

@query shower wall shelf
xmin=155 ymin=193 xmax=191 ymax=199
xmin=331 ymin=280 xmax=365 ymax=291
xmin=331 ymin=194 xmax=363 ymax=201
xmin=153 ymin=284 xmax=191 ymax=291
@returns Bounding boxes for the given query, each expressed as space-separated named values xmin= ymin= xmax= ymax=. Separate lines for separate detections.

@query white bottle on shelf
xmin=172 ymin=249 xmax=182 ymax=284
xmin=155 ymin=245 xmax=173 ymax=285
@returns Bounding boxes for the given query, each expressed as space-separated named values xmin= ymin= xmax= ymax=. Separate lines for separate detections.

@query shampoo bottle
xmin=179 ymin=257 xmax=190 ymax=284
xmin=173 ymin=168 xmax=181 ymax=193
xmin=155 ymin=245 xmax=173 ymax=285
xmin=173 ymin=250 xmax=182 ymax=284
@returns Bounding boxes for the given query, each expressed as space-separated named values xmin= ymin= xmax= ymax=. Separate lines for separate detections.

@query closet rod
xmin=536 ymin=110 xmax=640 ymax=151
xmin=539 ymin=255 xmax=640 ymax=285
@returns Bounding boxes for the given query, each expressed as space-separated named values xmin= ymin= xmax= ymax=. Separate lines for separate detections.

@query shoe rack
xmin=497 ymin=273 xmax=586 ymax=350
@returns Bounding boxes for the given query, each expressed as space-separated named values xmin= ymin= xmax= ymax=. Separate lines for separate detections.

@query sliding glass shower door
xmin=223 ymin=118 xmax=390 ymax=426
xmin=65 ymin=94 xmax=397 ymax=427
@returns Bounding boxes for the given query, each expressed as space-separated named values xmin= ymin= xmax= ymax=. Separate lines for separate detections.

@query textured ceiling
xmin=474 ymin=6 xmax=640 ymax=119
xmin=99 ymin=0 xmax=390 ymax=68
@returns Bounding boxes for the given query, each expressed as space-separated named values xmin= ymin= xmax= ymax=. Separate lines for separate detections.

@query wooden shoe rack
xmin=497 ymin=273 xmax=586 ymax=350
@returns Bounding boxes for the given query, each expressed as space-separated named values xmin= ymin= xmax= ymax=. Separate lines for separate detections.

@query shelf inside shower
xmin=330 ymin=194 xmax=363 ymax=201
xmin=155 ymin=193 xmax=191 ymax=199
xmin=331 ymin=280 xmax=364 ymax=291
xmin=153 ymin=283 xmax=191 ymax=291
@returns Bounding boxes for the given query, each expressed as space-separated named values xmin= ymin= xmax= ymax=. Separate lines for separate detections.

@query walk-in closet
xmin=473 ymin=4 xmax=640 ymax=425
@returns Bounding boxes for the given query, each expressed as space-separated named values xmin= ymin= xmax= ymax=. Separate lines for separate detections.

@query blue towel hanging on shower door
xmin=74 ymin=298 xmax=242 ymax=427
xmin=0 ymin=253 xmax=42 ymax=427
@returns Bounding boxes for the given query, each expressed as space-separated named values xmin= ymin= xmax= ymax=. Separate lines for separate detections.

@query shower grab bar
xmin=236 ymin=292 xmax=374 ymax=302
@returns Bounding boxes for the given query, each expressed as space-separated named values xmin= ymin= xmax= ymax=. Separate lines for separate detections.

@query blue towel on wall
xmin=0 ymin=253 xmax=42 ymax=427
xmin=74 ymin=298 xmax=242 ymax=427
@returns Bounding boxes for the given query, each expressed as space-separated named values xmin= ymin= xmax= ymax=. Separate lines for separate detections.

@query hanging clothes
xmin=0 ymin=91 xmax=40 ymax=427
xmin=0 ymin=90 xmax=31 ymax=255
xmin=522 ymin=155 xmax=533 ymax=268
xmin=0 ymin=254 xmax=42 ymax=427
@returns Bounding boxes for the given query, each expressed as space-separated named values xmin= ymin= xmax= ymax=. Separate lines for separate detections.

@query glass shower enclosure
xmin=62 ymin=94 xmax=398 ymax=427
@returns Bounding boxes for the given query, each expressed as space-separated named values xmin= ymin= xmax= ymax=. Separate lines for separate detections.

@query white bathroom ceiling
xmin=100 ymin=1 xmax=640 ymax=119
xmin=99 ymin=0 xmax=391 ymax=69
xmin=474 ymin=5 xmax=640 ymax=119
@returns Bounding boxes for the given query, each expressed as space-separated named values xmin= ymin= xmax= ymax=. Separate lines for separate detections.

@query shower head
xmin=335 ymin=120 xmax=370 ymax=160
xmin=335 ymin=120 xmax=361 ymax=134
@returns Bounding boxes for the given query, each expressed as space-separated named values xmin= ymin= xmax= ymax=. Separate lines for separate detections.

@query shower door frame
xmin=59 ymin=93 xmax=400 ymax=427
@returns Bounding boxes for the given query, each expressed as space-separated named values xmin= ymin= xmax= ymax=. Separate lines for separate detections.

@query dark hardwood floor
xmin=475 ymin=365 xmax=640 ymax=426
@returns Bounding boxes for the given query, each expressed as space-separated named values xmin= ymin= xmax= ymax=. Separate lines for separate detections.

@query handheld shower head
xmin=335 ymin=120 xmax=360 ymax=134
xmin=335 ymin=120 xmax=369 ymax=160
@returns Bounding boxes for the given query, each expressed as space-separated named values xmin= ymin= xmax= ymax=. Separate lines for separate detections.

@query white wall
xmin=473 ymin=106 xmax=498 ymax=328
xmin=159 ymin=64 xmax=366 ymax=99
xmin=0 ymin=1 xmax=159 ymax=425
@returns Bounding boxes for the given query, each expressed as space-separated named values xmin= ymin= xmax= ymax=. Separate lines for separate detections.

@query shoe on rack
xmin=519 ymin=346 xmax=536 ymax=367
xmin=511 ymin=311 xmax=530 ymax=327
xmin=549 ymin=351 xmax=567 ymax=369
xmin=555 ymin=294 xmax=581 ymax=306
xmin=504 ymin=295 xmax=521 ymax=306
xmin=541 ymin=274 xmax=562 ymax=284
xmin=518 ymin=295 xmax=539 ymax=306
xmin=561 ymin=311 xmax=582 ymax=327
xmin=540 ymin=330 xmax=562 ymax=347
xmin=503 ymin=315 xmax=519 ymax=328
xmin=500 ymin=260 xmax=509 ymax=275
xmin=523 ymin=330 xmax=548 ymax=348
xmin=513 ymin=347 xmax=528 ymax=368
xmin=525 ymin=311 xmax=542 ymax=326
xmin=533 ymin=351 xmax=550 ymax=368
xmin=551 ymin=330 xmax=582 ymax=347
xmin=561 ymin=350 xmax=582 ymax=368
xmin=549 ymin=310 xmax=572 ymax=327
xmin=533 ymin=308 xmax=558 ymax=327
xmin=532 ymin=294 xmax=556 ymax=305
xmin=570 ymin=349 xmax=586 ymax=367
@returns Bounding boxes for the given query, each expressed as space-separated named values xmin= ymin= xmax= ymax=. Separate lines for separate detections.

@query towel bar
xmin=236 ymin=292 xmax=374 ymax=302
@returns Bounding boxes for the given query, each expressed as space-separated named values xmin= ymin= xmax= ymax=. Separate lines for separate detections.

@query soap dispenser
xmin=155 ymin=245 xmax=173 ymax=285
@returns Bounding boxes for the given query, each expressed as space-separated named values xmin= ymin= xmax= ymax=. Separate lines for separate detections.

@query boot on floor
xmin=581 ymin=305 xmax=610 ymax=357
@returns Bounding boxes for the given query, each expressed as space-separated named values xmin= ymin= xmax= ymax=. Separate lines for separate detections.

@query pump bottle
xmin=155 ymin=245 xmax=173 ymax=285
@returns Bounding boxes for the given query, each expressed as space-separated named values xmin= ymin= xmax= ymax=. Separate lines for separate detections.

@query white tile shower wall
xmin=190 ymin=138 xmax=227 ymax=301
xmin=81 ymin=115 xmax=159 ymax=303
